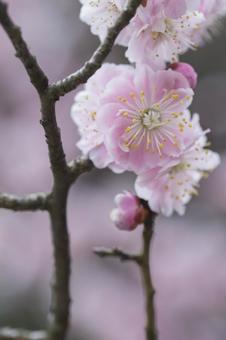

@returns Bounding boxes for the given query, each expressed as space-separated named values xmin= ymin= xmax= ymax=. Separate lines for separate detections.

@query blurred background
xmin=0 ymin=1 xmax=226 ymax=339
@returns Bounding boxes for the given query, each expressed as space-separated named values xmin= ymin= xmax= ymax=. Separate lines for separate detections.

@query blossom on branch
xmin=72 ymin=63 xmax=201 ymax=175
xmin=117 ymin=1 xmax=204 ymax=64
xmin=96 ymin=65 xmax=196 ymax=173
xmin=72 ymin=0 xmax=224 ymax=218
xmin=71 ymin=61 xmax=220 ymax=216
xmin=79 ymin=0 xmax=206 ymax=64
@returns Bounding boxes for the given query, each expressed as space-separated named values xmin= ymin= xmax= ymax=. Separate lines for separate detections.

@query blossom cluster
xmin=79 ymin=0 xmax=226 ymax=66
xmin=72 ymin=0 xmax=223 ymax=222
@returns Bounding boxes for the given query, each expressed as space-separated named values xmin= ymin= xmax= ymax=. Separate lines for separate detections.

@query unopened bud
xmin=110 ymin=191 xmax=146 ymax=231
xmin=170 ymin=62 xmax=198 ymax=89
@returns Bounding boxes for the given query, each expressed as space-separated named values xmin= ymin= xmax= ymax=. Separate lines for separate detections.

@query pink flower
xmin=110 ymin=191 xmax=145 ymax=230
xmin=79 ymin=0 xmax=205 ymax=65
xmin=170 ymin=62 xmax=198 ymax=89
xmin=97 ymin=64 xmax=196 ymax=173
xmin=135 ymin=117 xmax=220 ymax=216
xmin=117 ymin=1 xmax=205 ymax=64
xmin=71 ymin=63 xmax=133 ymax=172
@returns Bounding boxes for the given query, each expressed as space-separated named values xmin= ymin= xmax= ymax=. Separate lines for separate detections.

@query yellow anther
xmin=172 ymin=112 xmax=179 ymax=118
xmin=125 ymin=126 xmax=132 ymax=133
xmin=171 ymin=94 xmax=179 ymax=100
xmin=151 ymin=31 xmax=159 ymax=40
xmin=90 ymin=111 xmax=96 ymax=120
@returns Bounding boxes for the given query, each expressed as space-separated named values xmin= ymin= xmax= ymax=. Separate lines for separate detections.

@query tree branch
xmin=49 ymin=0 xmax=141 ymax=99
xmin=0 ymin=328 xmax=46 ymax=340
xmin=40 ymin=96 xmax=71 ymax=340
xmin=0 ymin=192 xmax=50 ymax=211
xmin=0 ymin=1 xmax=48 ymax=94
xmin=0 ymin=4 xmax=71 ymax=338
xmin=0 ymin=1 xmax=141 ymax=339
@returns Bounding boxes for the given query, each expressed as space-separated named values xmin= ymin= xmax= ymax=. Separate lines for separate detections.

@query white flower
xmin=79 ymin=0 xmax=127 ymax=41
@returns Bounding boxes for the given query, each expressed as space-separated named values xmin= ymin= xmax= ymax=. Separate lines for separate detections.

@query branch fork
xmin=0 ymin=0 xmax=141 ymax=339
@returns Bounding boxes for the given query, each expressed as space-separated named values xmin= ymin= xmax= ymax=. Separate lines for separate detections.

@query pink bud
xmin=170 ymin=62 xmax=198 ymax=89
xmin=110 ymin=191 xmax=145 ymax=231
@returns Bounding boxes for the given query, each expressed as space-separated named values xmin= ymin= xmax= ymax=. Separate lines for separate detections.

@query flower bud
xmin=110 ymin=191 xmax=146 ymax=231
xmin=170 ymin=62 xmax=198 ymax=89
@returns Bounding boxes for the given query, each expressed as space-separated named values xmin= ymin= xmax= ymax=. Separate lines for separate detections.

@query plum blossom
xmin=97 ymin=64 xmax=197 ymax=173
xmin=79 ymin=0 xmax=205 ymax=65
xmin=117 ymin=1 xmax=205 ymax=64
xmin=71 ymin=63 xmax=133 ymax=172
xmin=135 ymin=119 xmax=220 ymax=216
xmin=110 ymin=191 xmax=146 ymax=230
xmin=170 ymin=62 xmax=198 ymax=89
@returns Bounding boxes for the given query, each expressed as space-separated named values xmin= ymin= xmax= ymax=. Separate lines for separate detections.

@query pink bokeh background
xmin=1 ymin=1 xmax=226 ymax=339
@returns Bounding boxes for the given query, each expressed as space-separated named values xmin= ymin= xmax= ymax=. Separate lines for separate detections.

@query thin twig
xmin=0 ymin=192 xmax=50 ymax=211
xmin=0 ymin=1 xmax=48 ymax=94
xmin=94 ymin=247 xmax=142 ymax=265
xmin=49 ymin=0 xmax=141 ymax=99
xmin=0 ymin=328 xmax=46 ymax=340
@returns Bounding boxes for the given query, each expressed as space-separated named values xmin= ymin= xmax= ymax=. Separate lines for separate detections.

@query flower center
xmin=117 ymin=90 xmax=183 ymax=155
xmin=141 ymin=108 xmax=162 ymax=130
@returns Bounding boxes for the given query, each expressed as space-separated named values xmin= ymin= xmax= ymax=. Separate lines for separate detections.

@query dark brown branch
xmin=0 ymin=3 xmax=71 ymax=338
xmin=49 ymin=0 xmax=141 ymax=99
xmin=0 ymin=329 xmax=46 ymax=340
xmin=46 ymin=184 xmax=71 ymax=340
xmin=0 ymin=1 xmax=48 ymax=94
xmin=0 ymin=192 xmax=50 ymax=211
xmin=40 ymin=96 xmax=71 ymax=340
xmin=40 ymin=96 xmax=68 ymax=179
